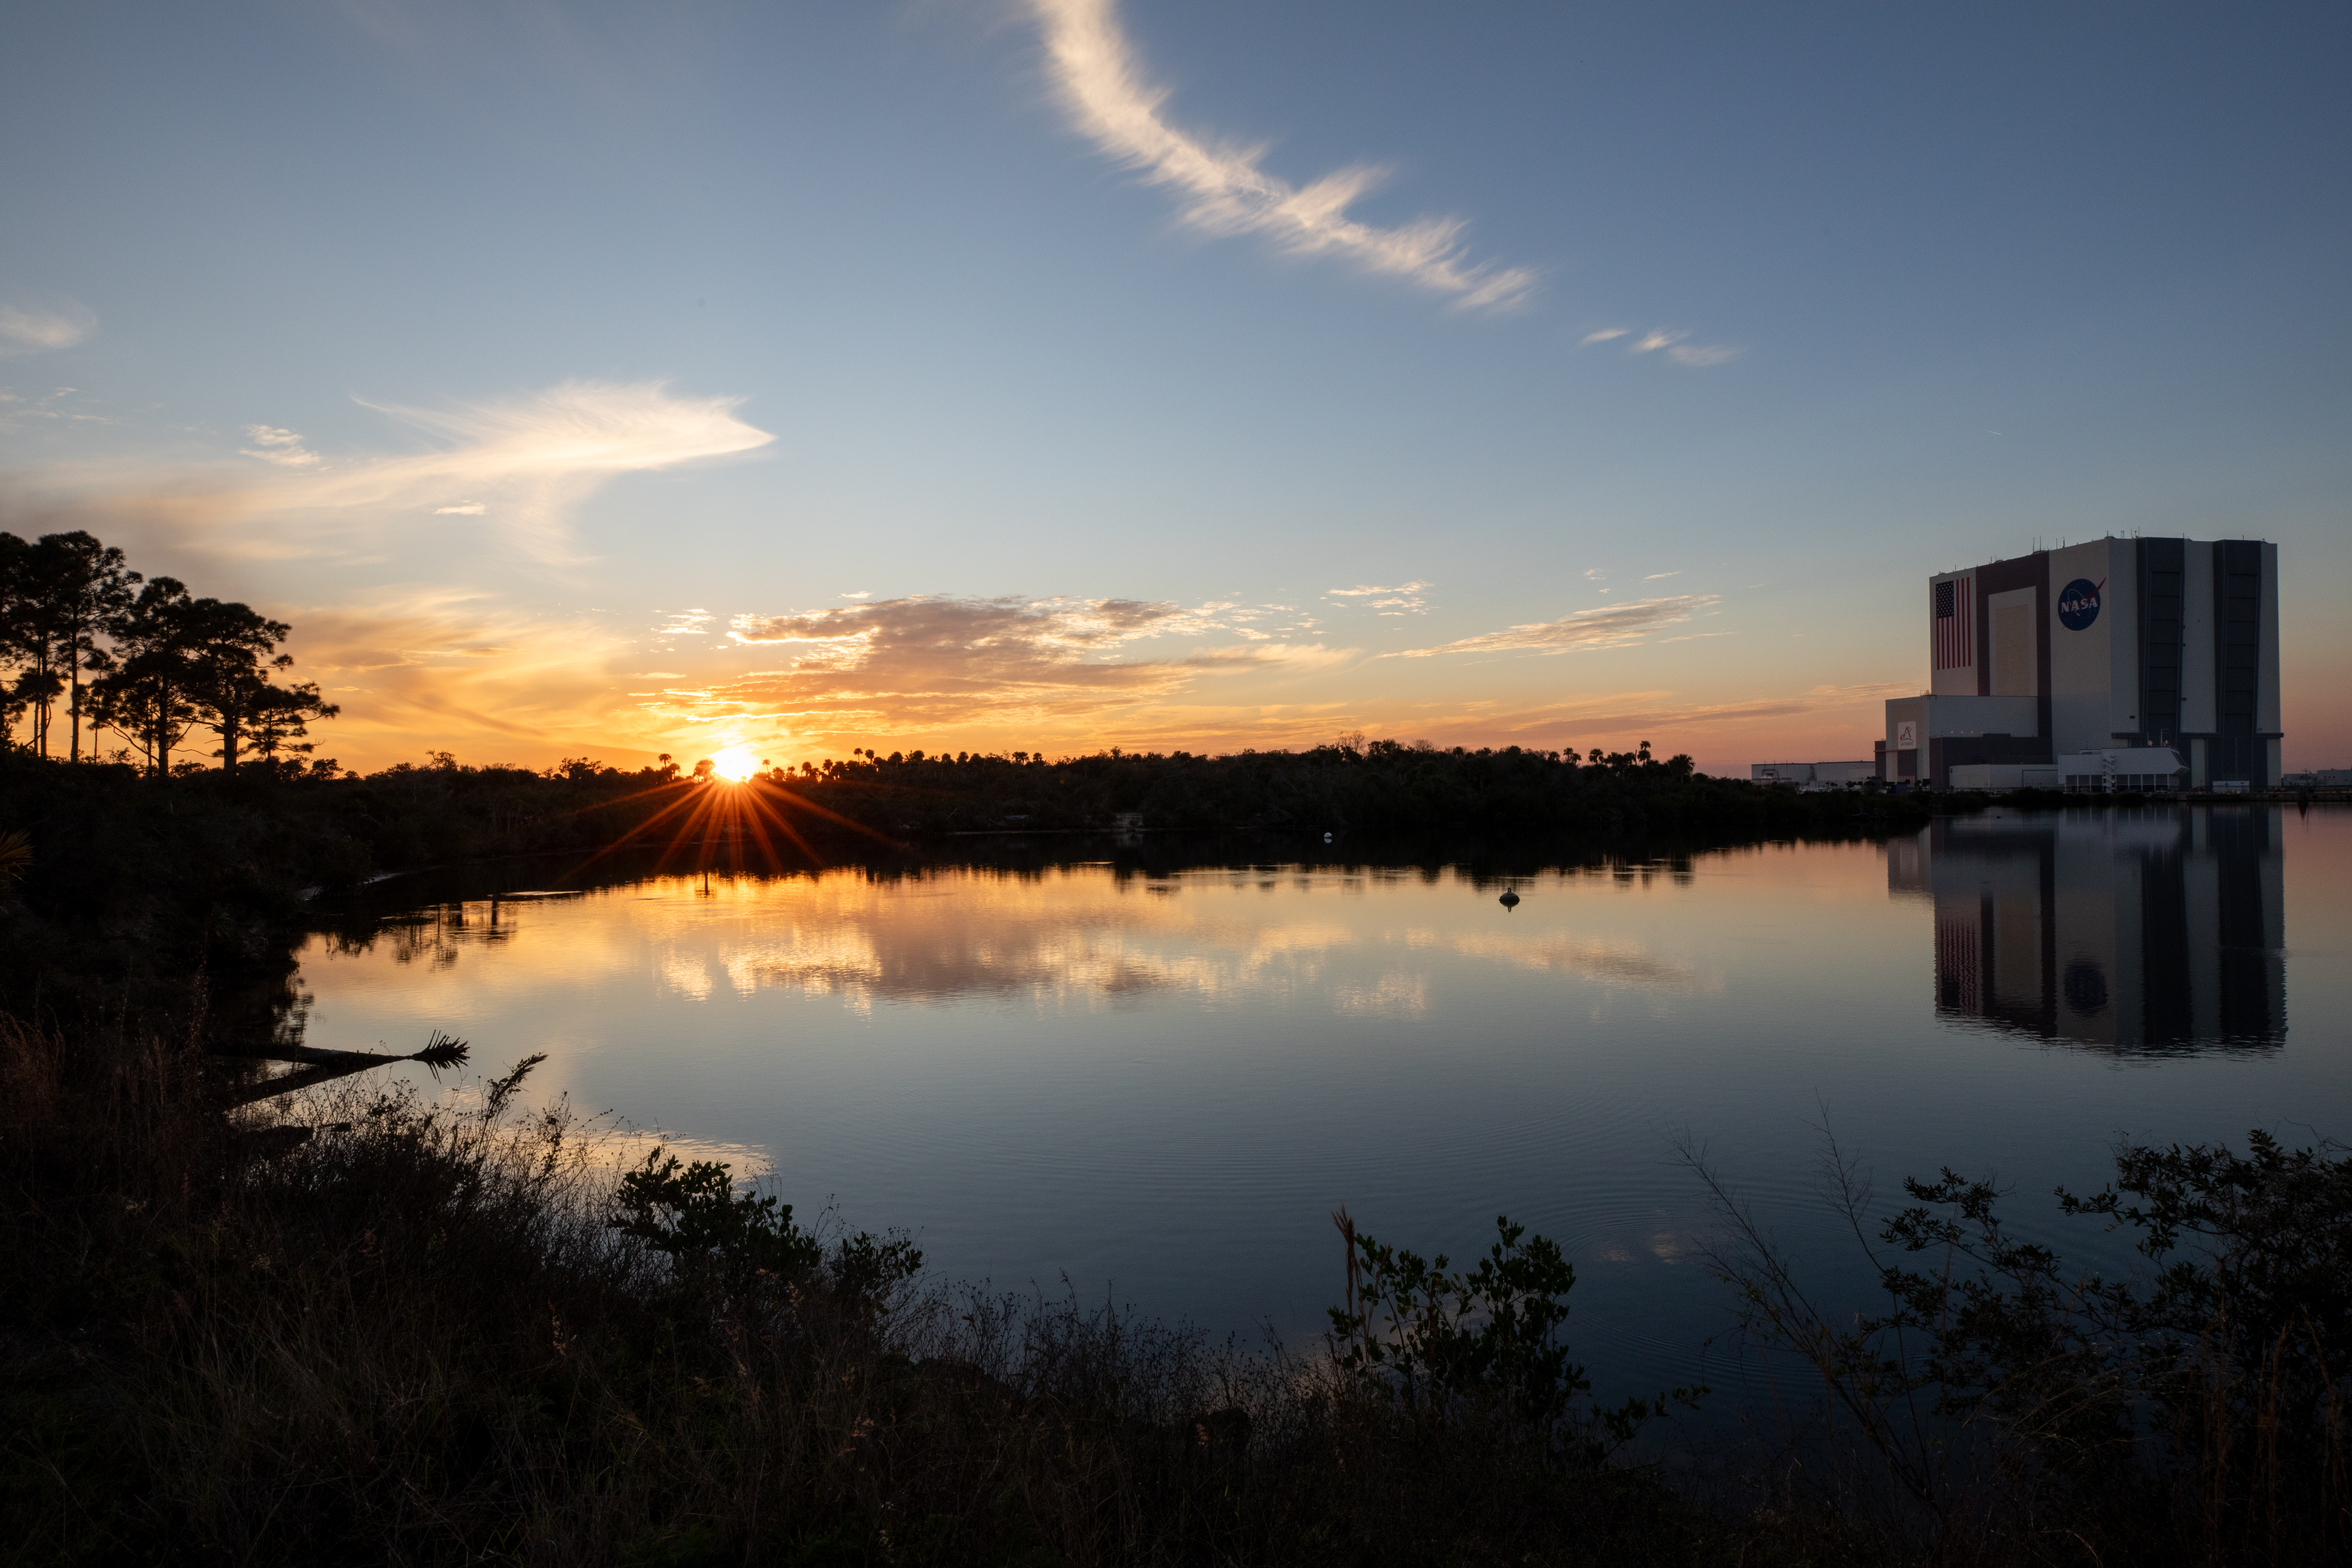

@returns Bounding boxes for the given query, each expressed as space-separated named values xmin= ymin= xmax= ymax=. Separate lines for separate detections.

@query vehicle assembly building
xmin=1882 ymin=536 xmax=2281 ymax=791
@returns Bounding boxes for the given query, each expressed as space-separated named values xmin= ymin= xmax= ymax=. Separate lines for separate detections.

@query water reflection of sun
xmin=710 ymin=745 xmax=762 ymax=783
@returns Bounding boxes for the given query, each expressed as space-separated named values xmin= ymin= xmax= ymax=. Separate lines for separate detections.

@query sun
xmin=710 ymin=745 xmax=762 ymax=783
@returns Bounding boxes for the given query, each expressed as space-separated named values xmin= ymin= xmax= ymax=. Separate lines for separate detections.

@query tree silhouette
xmin=2 ymin=528 xmax=335 ymax=771
xmin=175 ymin=598 xmax=336 ymax=775
xmin=0 ymin=534 xmax=23 ymax=747
xmin=88 ymin=576 xmax=202 ymax=775
xmin=1 ymin=533 xmax=66 ymax=755
xmin=39 ymin=532 xmax=140 ymax=762
xmin=245 ymin=679 xmax=339 ymax=774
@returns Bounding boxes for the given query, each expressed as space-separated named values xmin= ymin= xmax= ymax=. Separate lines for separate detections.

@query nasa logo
xmin=2058 ymin=577 xmax=2104 ymax=631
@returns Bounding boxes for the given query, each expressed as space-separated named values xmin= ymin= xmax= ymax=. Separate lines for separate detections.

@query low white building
xmin=2055 ymin=748 xmax=2189 ymax=793
xmin=1752 ymin=760 xmax=1876 ymax=789
xmin=1945 ymin=748 xmax=2189 ymax=793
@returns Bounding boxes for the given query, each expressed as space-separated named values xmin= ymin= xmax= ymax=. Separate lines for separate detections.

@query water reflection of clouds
xmin=668 ymin=877 xmax=1701 ymax=1011
xmin=1332 ymin=972 xmax=1430 ymax=1019
xmin=1594 ymin=1232 xmax=1696 ymax=1267
xmin=662 ymin=951 xmax=721 ymax=1001
xmin=704 ymin=908 xmax=1361 ymax=1013
xmin=334 ymin=867 xmax=1703 ymax=1015
xmin=1418 ymin=929 xmax=1713 ymax=993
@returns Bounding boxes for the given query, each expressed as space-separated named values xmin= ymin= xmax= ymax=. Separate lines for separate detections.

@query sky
xmin=3 ymin=0 xmax=2346 ymax=775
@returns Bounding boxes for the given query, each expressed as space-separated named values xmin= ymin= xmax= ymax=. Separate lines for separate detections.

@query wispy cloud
xmin=356 ymin=381 xmax=770 ymax=473
xmin=1584 ymin=326 xmax=1739 ymax=366
xmin=1643 ymin=569 xmax=1682 ymax=580
xmin=1395 ymin=594 xmax=1718 ymax=658
xmin=3 ymin=379 xmax=776 ymax=585
xmin=240 ymin=425 xmax=323 ymax=468
xmin=0 ymin=302 xmax=96 ymax=357
xmin=1325 ymin=581 xmax=1431 ymax=615
xmin=1031 ymin=0 xmax=1535 ymax=310
xmin=0 ymin=385 xmax=113 ymax=432
xmin=1474 ymin=681 xmax=1918 ymax=737
xmin=1634 ymin=328 xmax=1738 ymax=366
xmin=1411 ymin=681 xmax=1910 ymax=747
xmin=196 ymin=380 xmax=771 ymax=562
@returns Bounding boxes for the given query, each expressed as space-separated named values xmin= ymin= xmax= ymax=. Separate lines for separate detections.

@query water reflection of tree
xmin=316 ymin=902 xmax=528 ymax=967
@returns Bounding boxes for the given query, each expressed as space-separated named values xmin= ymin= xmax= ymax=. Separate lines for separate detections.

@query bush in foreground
xmin=1690 ymin=1128 xmax=2352 ymax=1563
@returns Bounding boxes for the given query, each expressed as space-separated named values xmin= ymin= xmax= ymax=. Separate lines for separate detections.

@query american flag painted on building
xmin=1938 ymin=912 xmax=1975 ymax=1011
xmin=1935 ymin=912 xmax=1980 ymax=1013
xmin=1933 ymin=576 xmax=1973 ymax=670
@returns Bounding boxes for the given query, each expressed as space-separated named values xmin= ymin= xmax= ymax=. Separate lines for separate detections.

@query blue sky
xmin=4 ymin=0 xmax=2345 ymax=771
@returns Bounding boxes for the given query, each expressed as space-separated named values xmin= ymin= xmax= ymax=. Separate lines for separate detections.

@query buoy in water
xmin=1499 ymin=889 xmax=1521 ymax=910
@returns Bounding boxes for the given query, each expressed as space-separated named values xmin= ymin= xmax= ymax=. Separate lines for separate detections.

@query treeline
xmin=0 ymin=529 xmax=334 ymax=774
xmin=741 ymin=734 xmax=1925 ymax=839
xmin=5 ymin=739 xmax=1933 ymax=973
xmin=273 ymin=737 xmax=1925 ymax=853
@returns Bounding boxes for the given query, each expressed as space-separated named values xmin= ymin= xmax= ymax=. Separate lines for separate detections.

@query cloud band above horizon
xmin=709 ymin=594 xmax=1347 ymax=732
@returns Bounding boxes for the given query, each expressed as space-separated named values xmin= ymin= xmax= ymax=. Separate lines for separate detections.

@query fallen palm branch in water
xmin=213 ymin=1028 xmax=471 ymax=1108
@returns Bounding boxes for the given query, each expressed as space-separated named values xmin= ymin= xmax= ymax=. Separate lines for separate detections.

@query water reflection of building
xmin=1892 ymin=810 xmax=2286 ymax=1051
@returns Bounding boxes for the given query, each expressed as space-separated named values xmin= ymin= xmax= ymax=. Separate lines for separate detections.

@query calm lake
xmin=295 ymin=806 xmax=2352 ymax=1399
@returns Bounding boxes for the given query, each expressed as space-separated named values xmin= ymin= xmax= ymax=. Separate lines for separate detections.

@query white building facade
xmin=1882 ymin=536 xmax=2281 ymax=790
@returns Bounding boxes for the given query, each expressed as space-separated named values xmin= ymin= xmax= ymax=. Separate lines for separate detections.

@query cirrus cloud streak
xmin=1032 ymin=0 xmax=1535 ymax=310
xmin=1395 ymin=594 xmax=1719 ymax=658
xmin=34 ymin=379 xmax=776 ymax=567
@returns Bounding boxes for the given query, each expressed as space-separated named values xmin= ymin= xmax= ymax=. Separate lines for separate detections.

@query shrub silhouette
xmin=1326 ymin=1208 xmax=1702 ymax=1461
xmin=611 ymin=1146 xmax=822 ymax=1290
